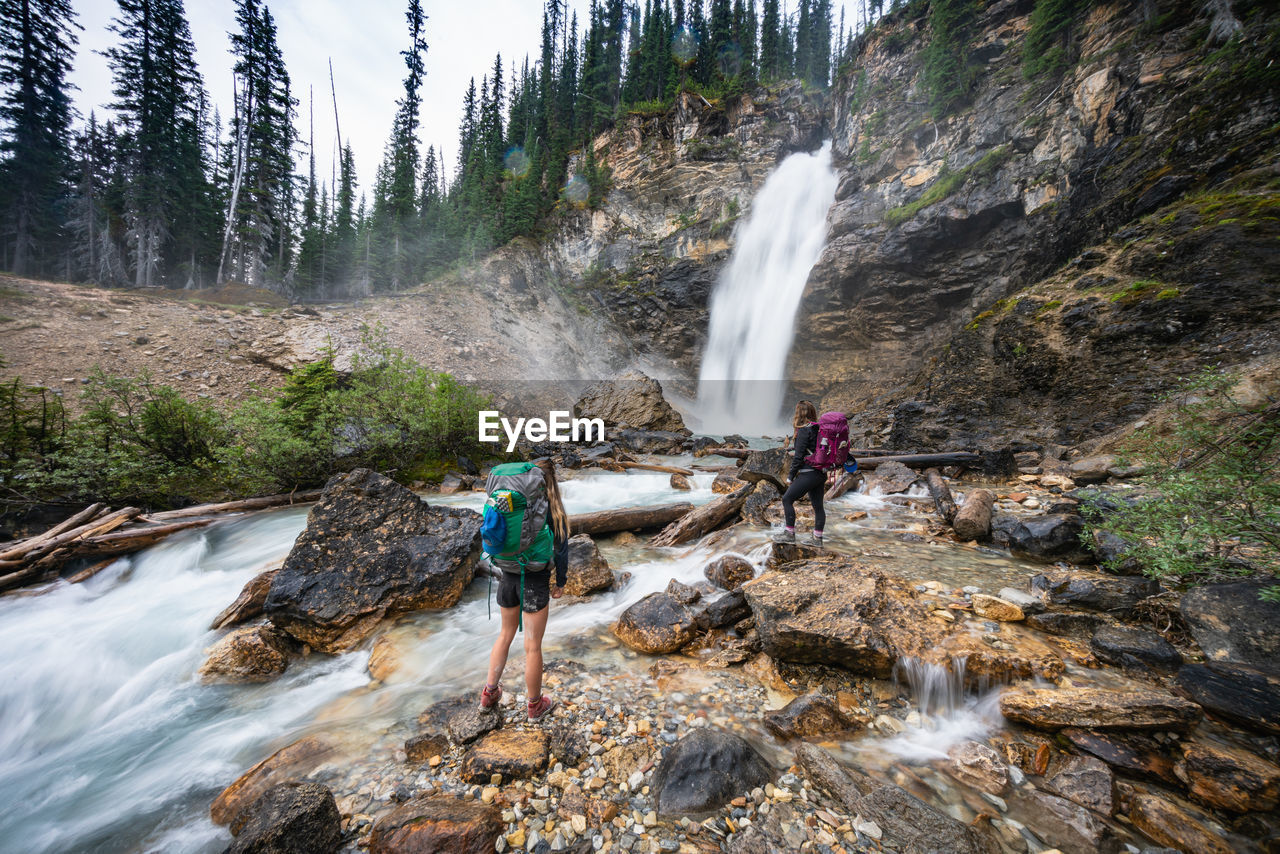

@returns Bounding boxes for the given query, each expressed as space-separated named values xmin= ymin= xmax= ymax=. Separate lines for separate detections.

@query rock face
xmin=612 ymin=592 xmax=698 ymax=653
xmin=745 ymin=557 xmax=943 ymax=676
xmin=199 ymin=625 xmax=293 ymax=683
xmin=763 ymin=694 xmax=858 ymax=740
xmin=704 ymin=555 xmax=755 ymax=590
xmin=228 ymin=782 xmax=341 ymax=854
xmin=460 ymin=729 xmax=550 ymax=784
xmin=563 ymin=534 xmax=613 ymax=596
xmin=1090 ymin=624 xmax=1182 ymax=671
xmin=264 ymin=469 xmax=482 ymax=653
xmin=1000 ymin=687 xmax=1202 ymax=732
xmin=651 ymin=729 xmax=773 ymax=815
xmin=738 ymin=448 xmax=790 ymax=491
xmin=368 ymin=794 xmax=503 ymax=854
xmin=1180 ymin=581 xmax=1280 ymax=669
xmin=993 ymin=513 xmax=1090 ymax=563
xmin=1029 ymin=571 xmax=1159 ymax=614
xmin=1176 ymin=741 xmax=1280 ymax=813
xmin=1176 ymin=662 xmax=1280 ymax=735
xmin=572 ymin=371 xmax=687 ymax=433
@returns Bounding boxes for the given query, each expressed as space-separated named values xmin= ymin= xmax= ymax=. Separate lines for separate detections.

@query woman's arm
xmin=552 ymin=534 xmax=568 ymax=591
xmin=789 ymin=426 xmax=811 ymax=480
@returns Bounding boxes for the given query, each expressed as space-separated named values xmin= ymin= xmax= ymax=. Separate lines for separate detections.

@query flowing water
xmin=696 ymin=143 xmax=840 ymax=435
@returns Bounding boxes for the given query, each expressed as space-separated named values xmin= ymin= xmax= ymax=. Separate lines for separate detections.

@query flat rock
xmin=737 ymin=447 xmax=790 ymax=491
xmin=1090 ymin=624 xmax=1182 ymax=671
xmin=946 ymin=741 xmax=1010 ymax=796
xmin=460 ymin=729 xmax=550 ymax=784
xmin=264 ymin=469 xmax=482 ymax=653
xmin=704 ymin=555 xmax=755 ymax=590
xmin=368 ymin=793 xmax=503 ymax=854
xmin=1025 ymin=611 xmax=1106 ymax=638
xmin=763 ymin=540 xmax=824 ymax=568
xmin=1180 ymin=580 xmax=1280 ymax=669
xmin=857 ymin=783 xmax=994 ymax=854
xmin=999 ymin=687 xmax=1202 ymax=732
xmin=572 ymin=371 xmax=688 ymax=434
xmin=1018 ymin=788 xmax=1112 ymax=854
xmin=1128 ymin=793 xmax=1234 ymax=854
xmin=563 ymin=534 xmax=613 ymax=596
xmin=1069 ymin=454 xmax=1119 ymax=484
xmin=612 ymin=592 xmax=698 ymax=653
xmin=1046 ymin=754 xmax=1114 ymax=815
xmin=1061 ymin=728 xmax=1180 ymax=785
xmin=199 ymin=625 xmax=292 ymax=684
xmin=652 ymin=729 xmax=773 ymax=815
xmin=1176 ymin=661 xmax=1280 ymax=735
xmin=763 ymin=694 xmax=858 ymax=740
xmin=997 ymin=587 xmax=1045 ymax=615
xmin=695 ymin=588 xmax=751 ymax=630
xmin=1030 ymin=571 xmax=1159 ymax=614
xmin=228 ymin=782 xmax=341 ymax=854
xmin=971 ymin=593 xmax=1024 ymax=621
xmin=211 ymin=736 xmax=337 ymax=826
xmin=1176 ymin=740 xmax=1280 ymax=813
xmin=447 ymin=705 xmax=502 ymax=746
xmin=211 ymin=568 xmax=280 ymax=629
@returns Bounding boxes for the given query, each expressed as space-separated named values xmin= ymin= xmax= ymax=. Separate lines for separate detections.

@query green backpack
xmin=482 ymin=461 xmax=554 ymax=569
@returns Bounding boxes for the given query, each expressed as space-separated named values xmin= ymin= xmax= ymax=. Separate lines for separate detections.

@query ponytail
xmin=538 ymin=459 xmax=570 ymax=542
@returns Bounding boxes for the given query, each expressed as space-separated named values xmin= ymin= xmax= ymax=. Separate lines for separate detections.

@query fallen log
xmin=75 ymin=518 xmax=217 ymax=557
xmin=691 ymin=464 xmax=737 ymax=473
xmin=13 ymin=506 xmax=142 ymax=566
xmin=651 ymin=483 xmax=752 ymax=547
xmin=609 ymin=460 xmax=695 ymax=476
xmin=952 ymin=489 xmax=995 ymax=541
xmin=825 ymin=471 xmax=863 ymax=501
xmin=693 ymin=447 xmax=751 ymax=460
xmin=570 ymin=503 xmax=694 ymax=536
xmin=0 ymin=502 xmax=109 ymax=562
xmin=854 ymin=452 xmax=981 ymax=469
xmin=925 ymin=468 xmax=957 ymax=524
xmin=142 ymin=489 xmax=324 ymax=522
xmin=66 ymin=558 xmax=120 ymax=584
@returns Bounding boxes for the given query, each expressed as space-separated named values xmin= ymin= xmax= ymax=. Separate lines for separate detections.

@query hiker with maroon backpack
xmin=777 ymin=401 xmax=850 ymax=545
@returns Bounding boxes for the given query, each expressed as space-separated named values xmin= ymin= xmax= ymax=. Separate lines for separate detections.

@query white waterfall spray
xmin=697 ymin=141 xmax=839 ymax=435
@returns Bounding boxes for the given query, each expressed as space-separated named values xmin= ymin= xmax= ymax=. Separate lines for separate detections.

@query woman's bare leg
xmin=485 ymin=606 xmax=521 ymax=689
xmin=522 ymin=605 xmax=550 ymax=701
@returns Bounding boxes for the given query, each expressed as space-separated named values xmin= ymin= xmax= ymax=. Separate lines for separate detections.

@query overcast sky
xmin=68 ymin=0 xmax=594 ymax=194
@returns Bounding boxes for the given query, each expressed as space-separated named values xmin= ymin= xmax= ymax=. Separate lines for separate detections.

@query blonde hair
xmin=538 ymin=459 xmax=570 ymax=541
xmin=793 ymin=400 xmax=818 ymax=429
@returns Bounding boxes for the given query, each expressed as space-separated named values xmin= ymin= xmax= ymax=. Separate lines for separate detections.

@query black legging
xmin=782 ymin=469 xmax=826 ymax=531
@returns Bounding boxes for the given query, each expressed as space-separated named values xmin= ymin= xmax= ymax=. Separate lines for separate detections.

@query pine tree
xmin=0 ymin=0 xmax=79 ymax=276
xmin=760 ymin=0 xmax=781 ymax=80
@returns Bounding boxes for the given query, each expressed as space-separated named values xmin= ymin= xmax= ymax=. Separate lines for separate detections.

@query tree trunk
xmin=598 ymin=461 xmax=695 ymax=476
xmin=925 ymin=468 xmax=957 ymax=524
xmin=142 ymin=489 xmax=324 ymax=522
xmin=825 ymin=471 xmax=863 ymax=500
xmin=0 ymin=502 xmax=107 ymax=561
xmin=569 ymin=503 xmax=694 ymax=536
xmin=952 ymin=489 xmax=995 ymax=541
xmin=651 ymin=484 xmax=752 ymax=547
xmin=693 ymin=447 xmax=751 ymax=459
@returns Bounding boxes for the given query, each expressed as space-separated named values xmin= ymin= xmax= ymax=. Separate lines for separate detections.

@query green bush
xmin=0 ymin=365 xmax=67 ymax=494
xmin=1083 ymin=368 xmax=1280 ymax=588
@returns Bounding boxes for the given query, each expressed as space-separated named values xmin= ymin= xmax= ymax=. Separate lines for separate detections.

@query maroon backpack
xmin=805 ymin=411 xmax=850 ymax=470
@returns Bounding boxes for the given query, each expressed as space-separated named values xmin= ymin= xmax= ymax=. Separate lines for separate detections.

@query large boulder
xmin=1017 ymin=789 xmax=1113 ymax=854
xmin=211 ymin=736 xmax=337 ymax=826
xmin=573 ymin=372 xmax=688 ymax=434
xmin=1176 ymin=661 xmax=1280 ymax=735
xmin=999 ymin=687 xmax=1202 ymax=732
xmin=744 ymin=556 xmax=944 ymax=677
xmin=1069 ymin=454 xmax=1119 ymax=484
xmin=611 ymin=428 xmax=690 ymax=454
xmin=264 ymin=469 xmax=482 ymax=653
xmin=704 ymin=554 xmax=755 ymax=590
xmin=652 ymin=729 xmax=773 ymax=815
xmin=563 ymin=534 xmax=613 ymax=596
xmin=1180 ymin=580 xmax=1280 ymax=669
xmin=368 ymin=794 xmax=503 ymax=854
xmin=199 ymin=625 xmax=293 ymax=683
xmin=712 ymin=468 xmax=748 ymax=494
xmin=460 ymin=729 xmax=550 ymax=784
xmin=994 ymin=513 xmax=1091 ymax=563
xmin=612 ymin=592 xmax=698 ymax=653
xmin=1029 ymin=570 xmax=1159 ymax=614
xmin=1025 ymin=611 xmax=1106 ymax=638
xmin=695 ymin=588 xmax=751 ymax=630
xmin=1090 ymin=624 xmax=1182 ymax=671
xmin=228 ymin=782 xmax=341 ymax=854
xmin=738 ymin=448 xmax=790 ymax=491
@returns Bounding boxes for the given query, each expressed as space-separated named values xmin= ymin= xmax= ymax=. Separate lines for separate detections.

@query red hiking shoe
xmin=479 ymin=683 xmax=502 ymax=709
xmin=527 ymin=694 xmax=555 ymax=721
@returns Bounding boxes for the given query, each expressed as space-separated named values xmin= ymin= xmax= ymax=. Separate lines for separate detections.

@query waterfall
xmin=875 ymin=656 xmax=1004 ymax=761
xmin=696 ymin=141 xmax=839 ymax=435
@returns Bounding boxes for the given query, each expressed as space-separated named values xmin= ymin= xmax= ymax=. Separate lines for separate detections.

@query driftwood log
xmin=825 ymin=471 xmax=863 ymax=500
xmin=595 ymin=460 xmax=694 ymax=476
xmin=693 ymin=447 xmax=751 ymax=460
xmin=569 ymin=503 xmax=694 ymax=536
xmin=142 ymin=489 xmax=324 ymax=522
xmin=952 ymin=489 xmax=995 ymax=540
xmin=651 ymin=483 xmax=752 ymax=547
xmin=924 ymin=468 xmax=958 ymax=524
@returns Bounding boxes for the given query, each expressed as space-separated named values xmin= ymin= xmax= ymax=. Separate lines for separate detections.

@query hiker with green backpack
xmin=478 ymin=459 xmax=570 ymax=720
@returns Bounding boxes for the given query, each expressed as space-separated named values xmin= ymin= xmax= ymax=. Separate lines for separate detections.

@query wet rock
xmin=695 ymin=588 xmax=751 ymax=630
xmin=1176 ymin=661 xmax=1280 ymax=735
xmin=1128 ymin=793 xmax=1234 ymax=854
xmin=651 ymin=728 xmax=773 ymax=815
xmin=199 ymin=625 xmax=293 ymax=684
xmin=971 ymin=593 xmax=1024 ymax=622
xmin=763 ymin=693 xmax=858 ymax=739
xmin=572 ymin=372 xmax=688 ymax=434
xmin=1176 ymin=741 xmax=1280 ymax=813
xmin=447 ymin=705 xmax=502 ymax=746
xmin=704 ymin=555 xmax=755 ymax=590
xmin=712 ymin=469 xmax=748 ymax=494
xmin=404 ymin=732 xmax=450 ymax=764
xmin=1090 ymin=625 xmax=1182 ymax=671
xmin=762 ymin=540 xmax=823 ymax=568
xmin=1030 ymin=571 xmax=1159 ymax=614
xmin=996 ymin=587 xmax=1045 ymax=615
xmin=1019 ymin=789 xmax=1111 ymax=854
xmin=228 ymin=782 xmax=341 ymax=854
xmin=745 ymin=556 xmax=944 ymax=677
xmin=611 ymin=428 xmax=690 ymax=454
xmin=264 ymin=469 xmax=482 ymax=653
xmin=1068 ymin=455 xmax=1118 ymax=484
xmin=564 ymin=534 xmax=613 ymax=596
xmin=1180 ymin=580 xmax=1280 ymax=669
xmin=665 ymin=578 xmax=702 ymax=604
xmin=939 ymin=627 xmax=1066 ymax=683
xmin=367 ymin=634 xmax=401 ymax=682
xmin=211 ymin=736 xmax=337 ymax=826
xmin=866 ymin=461 xmax=920 ymax=495
xmin=947 ymin=741 xmax=1010 ymax=795
xmin=368 ymin=793 xmax=503 ymax=854
xmin=742 ymin=481 xmax=779 ymax=526
xmin=211 ymin=568 xmax=280 ymax=629
xmin=858 ymin=784 xmax=996 ymax=854
xmin=1046 ymin=754 xmax=1114 ymax=815
xmin=738 ymin=447 xmax=791 ymax=491
xmin=996 ymin=513 xmax=1091 ymax=563
xmin=669 ymin=472 xmax=691 ymax=490
xmin=1000 ymin=687 xmax=1202 ymax=732
xmin=460 ymin=729 xmax=550 ymax=784
xmin=1061 ymin=728 xmax=1180 ymax=785
xmin=612 ymin=592 xmax=698 ymax=654
xmin=1026 ymin=611 xmax=1105 ymax=638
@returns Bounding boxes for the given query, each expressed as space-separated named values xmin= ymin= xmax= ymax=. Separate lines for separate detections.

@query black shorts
xmin=496 ymin=567 xmax=551 ymax=613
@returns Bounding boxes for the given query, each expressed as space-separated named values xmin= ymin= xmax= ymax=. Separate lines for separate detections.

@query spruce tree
xmin=760 ymin=0 xmax=781 ymax=80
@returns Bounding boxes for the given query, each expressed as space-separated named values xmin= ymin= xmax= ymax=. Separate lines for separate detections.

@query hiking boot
xmin=527 ymin=694 xmax=555 ymax=721
xmin=806 ymin=532 xmax=824 ymax=547
xmin=479 ymin=683 xmax=502 ymax=710
xmin=772 ymin=528 xmax=795 ymax=544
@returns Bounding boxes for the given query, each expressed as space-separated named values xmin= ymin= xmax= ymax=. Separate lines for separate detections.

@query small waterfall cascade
xmin=696 ymin=142 xmax=839 ymax=435
xmin=878 ymin=656 xmax=1004 ymax=761
xmin=895 ymin=655 xmax=970 ymax=719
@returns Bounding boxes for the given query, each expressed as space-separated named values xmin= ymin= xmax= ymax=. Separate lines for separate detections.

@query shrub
xmin=1024 ymin=0 xmax=1087 ymax=79
xmin=0 ymin=367 xmax=67 ymax=495
xmin=922 ymin=0 xmax=981 ymax=119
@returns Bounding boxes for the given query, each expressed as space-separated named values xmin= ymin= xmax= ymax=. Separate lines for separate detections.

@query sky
xmin=68 ymin=0 xmax=594 ymax=193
